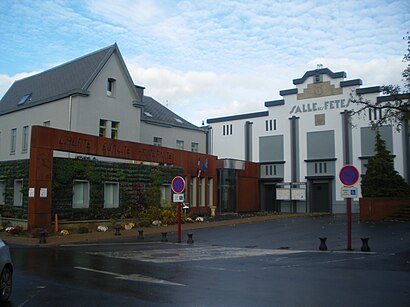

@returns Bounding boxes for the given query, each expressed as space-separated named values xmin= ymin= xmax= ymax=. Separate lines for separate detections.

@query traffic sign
xmin=339 ymin=165 xmax=359 ymax=186
xmin=173 ymin=194 xmax=184 ymax=202
xmin=341 ymin=186 xmax=358 ymax=198
xmin=171 ymin=176 xmax=185 ymax=194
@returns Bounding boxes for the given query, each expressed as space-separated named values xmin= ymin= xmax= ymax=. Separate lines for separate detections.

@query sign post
xmin=339 ymin=165 xmax=359 ymax=251
xmin=171 ymin=176 xmax=185 ymax=243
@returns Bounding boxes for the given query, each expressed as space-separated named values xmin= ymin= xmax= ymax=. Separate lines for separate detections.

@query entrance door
xmin=263 ymin=184 xmax=277 ymax=212
xmin=312 ymin=182 xmax=330 ymax=212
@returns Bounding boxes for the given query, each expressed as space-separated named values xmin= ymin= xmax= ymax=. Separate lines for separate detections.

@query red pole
xmin=177 ymin=203 xmax=181 ymax=243
xmin=347 ymin=197 xmax=352 ymax=250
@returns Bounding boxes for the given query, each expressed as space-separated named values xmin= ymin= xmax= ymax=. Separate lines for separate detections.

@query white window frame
xmin=191 ymin=142 xmax=199 ymax=152
xmin=154 ymin=137 xmax=162 ymax=146
xmin=107 ymin=78 xmax=116 ymax=97
xmin=176 ymin=140 xmax=184 ymax=150
xmin=111 ymin=121 xmax=119 ymax=139
xmin=72 ymin=180 xmax=90 ymax=208
xmin=207 ymin=178 xmax=213 ymax=207
xmin=99 ymin=119 xmax=107 ymax=137
xmin=104 ymin=181 xmax=119 ymax=208
xmin=199 ymin=178 xmax=206 ymax=207
xmin=160 ymin=184 xmax=171 ymax=207
xmin=22 ymin=125 xmax=29 ymax=153
xmin=10 ymin=128 xmax=17 ymax=154
xmin=13 ymin=179 xmax=23 ymax=207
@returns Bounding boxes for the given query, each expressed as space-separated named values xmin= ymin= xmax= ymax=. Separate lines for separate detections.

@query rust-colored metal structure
xmin=28 ymin=126 xmax=218 ymax=231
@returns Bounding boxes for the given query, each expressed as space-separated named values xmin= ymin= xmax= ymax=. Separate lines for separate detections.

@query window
xmin=190 ymin=177 xmax=197 ymax=206
xmin=43 ymin=121 xmax=50 ymax=127
xmin=223 ymin=124 xmax=233 ymax=135
xmin=111 ymin=121 xmax=119 ymax=139
xmin=104 ymin=182 xmax=119 ymax=208
xmin=314 ymin=162 xmax=327 ymax=174
xmin=73 ymin=180 xmax=89 ymax=208
xmin=13 ymin=179 xmax=23 ymax=206
xmin=191 ymin=142 xmax=199 ymax=152
xmin=199 ymin=178 xmax=206 ymax=207
xmin=176 ymin=140 xmax=184 ymax=150
xmin=369 ymin=108 xmax=382 ymax=121
xmin=17 ymin=93 xmax=31 ymax=105
xmin=10 ymin=128 xmax=17 ymax=154
xmin=99 ymin=120 xmax=107 ymax=137
xmin=265 ymin=120 xmax=277 ymax=131
xmin=0 ymin=181 xmax=5 ymax=205
xmin=153 ymin=137 xmax=162 ymax=146
xmin=207 ymin=178 xmax=213 ymax=207
xmin=22 ymin=125 xmax=29 ymax=153
xmin=160 ymin=185 xmax=171 ymax=207
xmin=107 ymin=78 xmax=116 ymax=96
xmin=314 ymin=73 xmax=322 ymax=83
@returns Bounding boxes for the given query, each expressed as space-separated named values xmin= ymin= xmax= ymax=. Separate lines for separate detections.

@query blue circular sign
xmin=339 ymin=165 xmax=359 ymax=186
xmin=171 ymin=176 xmax=185 ymax=193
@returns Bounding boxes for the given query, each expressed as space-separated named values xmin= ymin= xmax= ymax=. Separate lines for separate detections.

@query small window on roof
xmin=174 ymin=118 xmax=183 ymax=124
xmin=18 ymin=93 xmax=31 ymax=105
xmin=144 ymin=112 xmax=153 ymax=117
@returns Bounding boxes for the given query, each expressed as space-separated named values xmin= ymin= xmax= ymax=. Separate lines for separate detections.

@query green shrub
xmin=77 ymin=226 xmax=89 ymax=234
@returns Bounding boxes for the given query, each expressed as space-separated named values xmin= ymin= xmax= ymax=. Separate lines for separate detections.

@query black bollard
xmin=114 ymin=225 xmax=122 ymax=236
xmin=319 ymin=237 xmax=327 ymax=251
xmin=361 ymin=238 xmax=370 ymax=252
xmin=39 ymin=230 xmax=47 ymax=244
xmin=161 ymin=232 xmax=168 ymax=242
xmin=187 ymin=233 xmax=194 ymax=244
xmin=137 ymin=229 xmax=144 ymax=240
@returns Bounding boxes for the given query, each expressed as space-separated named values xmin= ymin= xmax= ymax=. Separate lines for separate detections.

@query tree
xmin=361 ymin=132 xmax=410 ymax=197
xmin=350 ymin=33 xmax=410 ymax=131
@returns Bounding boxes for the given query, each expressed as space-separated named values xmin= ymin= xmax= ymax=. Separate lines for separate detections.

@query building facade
xmin=0 ymin=44 xmax=219 ymax=228
xmin=208 ymin=68 xmax=410 ymax=214
xmin=0 ymin=44 xmax=208 ymax=163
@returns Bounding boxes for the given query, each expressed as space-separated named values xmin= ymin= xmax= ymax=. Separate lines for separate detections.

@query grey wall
xmin=259 ymin=135 xmax=284 ymax=162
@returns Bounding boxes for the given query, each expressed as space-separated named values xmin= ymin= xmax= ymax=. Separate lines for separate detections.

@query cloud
xmin=0 ymin=72 xmax=40 ymax=99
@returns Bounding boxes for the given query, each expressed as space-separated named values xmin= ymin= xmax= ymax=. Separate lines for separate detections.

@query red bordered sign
xmin=171 ymin=176 xmax=185 ymax=194
xmin=339 ymin=165 xmax=359 ymax=186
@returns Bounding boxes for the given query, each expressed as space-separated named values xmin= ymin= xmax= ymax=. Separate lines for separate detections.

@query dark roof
xmin=207 ymin=111 xmax=268 ymax=124
xmin=293 ymin=68 xmax=346 ymax=85
xmin=0 ymin=44 xmax=119 ymax=115
xmin=141 ymin=95 xmax=205 ymax=132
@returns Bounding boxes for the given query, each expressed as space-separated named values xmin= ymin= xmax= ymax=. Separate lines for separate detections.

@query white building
xmin=207 ymin=68 xmax=410 ymax=213
xmin=0 ymin=44 xmax=207 ymax=162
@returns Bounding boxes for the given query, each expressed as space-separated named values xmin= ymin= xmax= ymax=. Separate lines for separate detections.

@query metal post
xmin=177 ymin=203 xmax=181 ymax=243
xmin=347 ymin=197 xmax=352 ymax=250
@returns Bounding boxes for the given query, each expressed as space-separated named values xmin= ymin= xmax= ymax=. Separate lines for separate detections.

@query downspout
xmin=68 ymin=95 xmax=73 ymax=158
xmin=68 ymin=95 xmax=73 ymax=131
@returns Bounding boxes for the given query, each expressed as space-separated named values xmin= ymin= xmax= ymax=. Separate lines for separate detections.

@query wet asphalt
xmin=6 ymin=215 xmax=410 ymax=307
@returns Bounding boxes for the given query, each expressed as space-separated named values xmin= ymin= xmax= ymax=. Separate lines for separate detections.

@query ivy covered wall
xmin=0 ymin=159 xmax=29 ymax=219
xmin=0 ymin=158 xmax=183 ymax=221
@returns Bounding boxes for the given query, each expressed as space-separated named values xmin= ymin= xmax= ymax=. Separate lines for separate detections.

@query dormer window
xmin=107 ymin=78 xmax=116 ymax=97
xmin=18 ymin=93 xmax=31 ymax=105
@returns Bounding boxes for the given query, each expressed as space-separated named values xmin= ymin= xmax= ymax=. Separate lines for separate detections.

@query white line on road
xmin=74 ymin=266 xmax=186 ymax=287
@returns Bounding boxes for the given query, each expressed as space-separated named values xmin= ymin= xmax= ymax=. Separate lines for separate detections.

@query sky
xmin=0 ymin=0 xmax=409 ymax=126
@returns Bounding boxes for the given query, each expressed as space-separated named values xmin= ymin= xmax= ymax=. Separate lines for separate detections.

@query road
xmin=6 ymin=215 xmax=410 ymax=306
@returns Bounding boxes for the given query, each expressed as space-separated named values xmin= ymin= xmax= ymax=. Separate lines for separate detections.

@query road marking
xmin=74 ymin=266 xmax=186 ymax=287
xmin=87 ymin=246 xmax=303 ymax=263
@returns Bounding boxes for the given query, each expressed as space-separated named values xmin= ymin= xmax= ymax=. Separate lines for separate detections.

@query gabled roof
xmin=0 ymin=44 xmax=133 ymax=115
xmin=141 ymin=95 xmax=205 ymax=132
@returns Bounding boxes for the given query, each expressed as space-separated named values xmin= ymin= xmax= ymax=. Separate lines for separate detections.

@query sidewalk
xmin=0 ymin=213 xmax=326 ymax=247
